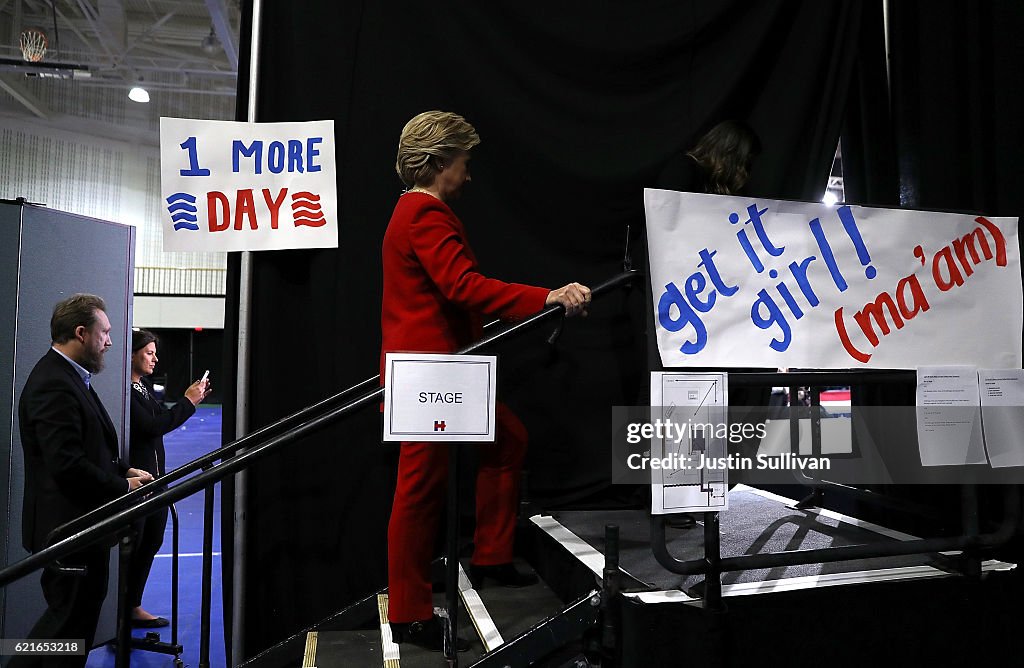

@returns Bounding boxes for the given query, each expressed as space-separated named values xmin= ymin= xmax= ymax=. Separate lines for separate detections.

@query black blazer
xmin=129 ymin=377 xmax=195 ymax=478
xmin=18 ymin=349 xmax=127 ymax=551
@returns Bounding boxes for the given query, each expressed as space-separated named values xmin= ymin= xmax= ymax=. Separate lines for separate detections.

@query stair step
xmin=303 ymin=628 xmax=388 ymax=668
xmin=308 ymin=558 xmax=567 ymax=667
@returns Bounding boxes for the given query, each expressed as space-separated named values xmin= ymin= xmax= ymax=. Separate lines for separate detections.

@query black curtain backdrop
xmin=229 ymin=0 xmax=872 ymax=658
xmin=888 ymin=0 xmax=1023 ymax=220
xmin=839 ymin=0 xmax=1024 ymax=550
xmin=839 ymin=0 xmax=898 ymax=208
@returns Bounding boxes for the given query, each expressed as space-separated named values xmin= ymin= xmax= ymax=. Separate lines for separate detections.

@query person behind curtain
xmin=13 ymin=294 xmax=153 ymax=668
xmin=381 ymin=110 xmax=591 ymax=652
xmin=656 ymin=119 xmax=761 ymax=195
xmin=126 ymin=329 xmax=210 ymax=627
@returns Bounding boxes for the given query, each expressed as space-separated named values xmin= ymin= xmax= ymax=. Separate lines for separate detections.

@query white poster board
xmin=979 ymin=369 xmax=1024 ymax=467
xmin=383 ymin=353 xmax=497 ymax=442
xmin=645 ymin=189 xmax=1022 ymax=369
xmin=649 ymin=372 xmax=729 ymax=514
xmin=160 ymin=117 xmax=338 ymax=252
xmin=915 ymin=366 xmax=986 ymax=466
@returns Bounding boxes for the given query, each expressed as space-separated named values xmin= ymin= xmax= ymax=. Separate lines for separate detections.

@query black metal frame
xmin=649 ymin=371 xmax=1022 ymax=611
xmin=0 ymin=269 xmax=639 ymax=667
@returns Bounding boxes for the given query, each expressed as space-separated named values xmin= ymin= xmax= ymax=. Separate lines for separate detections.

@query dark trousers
xmin=8 ymin=547 xmax=110 ymax=668
xmin=387 ymin=403 xmax=528 ymax=623
xmin=125 ymin=507 xmax=168 ymax=608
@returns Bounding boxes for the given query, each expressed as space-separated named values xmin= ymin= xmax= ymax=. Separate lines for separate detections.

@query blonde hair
xmin=395 ymin=111 xmax=480 ymax=187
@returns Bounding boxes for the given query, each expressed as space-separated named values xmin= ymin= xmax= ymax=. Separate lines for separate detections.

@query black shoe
xmin=131 ymin=616 xmax=170 ymax=628
xmin=468 ymin=562 xmax=539 ymax=589
xmin=390 ymin=614 xmax=470 ymax=652
xmin=665 ymin=513 xmax=696 ymax=529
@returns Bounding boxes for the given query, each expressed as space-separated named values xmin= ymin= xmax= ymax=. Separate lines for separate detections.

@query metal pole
xmin=445 ymin=443 xmax=461 ymax=666
xmin=170 ymin=503 xmax=180 ymax=650
xmin=961 ymin=484 xmax=981 ymax=578
xmin=703 ymin=512 xmax=723 ymax=610
xmin=115 ymin=536 xmax=132 ymax=668
xmin=200 ymin=485 xmax=216 ymax=668
xmin=233 ymin=1 xmax=263 ymax=664
xmin=601 ymin=524 xmax=620 ymax=667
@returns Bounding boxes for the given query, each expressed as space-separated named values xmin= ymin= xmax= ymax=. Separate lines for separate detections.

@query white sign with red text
xmin=645 ymin=189 xmax=1022 ymax=369
xmin=383 ymin=353 xmax=497 ymax=442
xmin=160 ymin=117 xmax=338 ymax=252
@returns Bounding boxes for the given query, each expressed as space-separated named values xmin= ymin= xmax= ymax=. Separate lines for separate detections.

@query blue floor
xmin=87 ymin=405 xmax=226 ymax=668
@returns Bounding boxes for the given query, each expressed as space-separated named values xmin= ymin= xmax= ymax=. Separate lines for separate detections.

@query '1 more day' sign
xmin=645 ymin=189 xmax=1022 ymax=369
xmin=159 ymin=117 xmax=338 ymax=252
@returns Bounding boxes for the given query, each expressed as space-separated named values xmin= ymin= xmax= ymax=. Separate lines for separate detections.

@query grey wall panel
xmin=3 ymin=203 xmax=134 ymax=651
xmin=0 ymin=202 xmax=24 ymax=642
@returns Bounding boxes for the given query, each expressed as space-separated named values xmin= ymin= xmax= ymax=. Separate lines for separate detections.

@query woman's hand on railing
xmin=546 ymin=282 xmax=592 ymax=317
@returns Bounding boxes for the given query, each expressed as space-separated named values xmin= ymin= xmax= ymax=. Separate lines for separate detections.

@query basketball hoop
xmin=19 ymin=28 xmax=48 ymax=63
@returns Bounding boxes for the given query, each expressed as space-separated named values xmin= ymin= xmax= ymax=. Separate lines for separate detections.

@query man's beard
xmin=80 ymin=348 xmax=105 ymax=374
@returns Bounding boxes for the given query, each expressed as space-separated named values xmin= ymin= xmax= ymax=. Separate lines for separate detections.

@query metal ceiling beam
xmin=122 ymin=10 xmax=178 ymax=55
xmin=9 ymin=0 xmax=22 ymax=57
xmin=203 ymin=0 xmax=237 ymax=70
xmin=132 ymin=40 xmax=227 ymax=67
xmin=97 ymin=0 xmax=126 ymax=53
xmin=69 ymin=0 xmax=122 ymax=65
xmin=73 ymin=80 xmax=236 ymax=95
xmin=0 ymin=74 xmax=51 ymax=119
xmin=0 ymin=109 xmax=160 ymax=146
xmin=53 ymin=2 xmax=113 ymax=66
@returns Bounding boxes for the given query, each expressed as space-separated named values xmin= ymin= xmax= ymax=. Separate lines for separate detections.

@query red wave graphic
xmin=291 ymin=203 xmax=323 ymax=212
xmin=294 ymin=214 xmax=327 ymax=228
xmin=291 ymin=192 xmax=321 ymax=202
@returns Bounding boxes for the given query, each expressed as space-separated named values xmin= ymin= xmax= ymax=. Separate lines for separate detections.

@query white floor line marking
xmin=302 ymin=631 xmax=317 ymax=667
xmin=154 ymin=552 xmax=222 ymax=558
xmin=457 ymin=562 xmax=504 ymax=651
xmin=377 ymin=593 xmax=401 ymax=668
xmin=624 ymin=559 xmax=1015 ymax=604
xmin=734 ymin=484 xmax=924 ymax=542
xmin=529 ymin=514 xmax=660 ymax=593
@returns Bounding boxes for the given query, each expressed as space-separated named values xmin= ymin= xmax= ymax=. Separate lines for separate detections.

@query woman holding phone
xmin=127 ymin=329 xmax=210 ymax=626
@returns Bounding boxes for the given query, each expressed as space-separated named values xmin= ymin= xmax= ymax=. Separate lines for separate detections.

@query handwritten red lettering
xmin=207 ymin=191 xmax=230 ymax=232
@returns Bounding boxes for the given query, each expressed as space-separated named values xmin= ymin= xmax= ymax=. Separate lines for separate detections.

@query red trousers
xmin=387 ymin=403 xmax=528 ymax=623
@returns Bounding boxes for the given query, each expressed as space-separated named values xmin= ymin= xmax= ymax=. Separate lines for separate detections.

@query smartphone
xmin=201 ymin=369 xmax=210 ymax=383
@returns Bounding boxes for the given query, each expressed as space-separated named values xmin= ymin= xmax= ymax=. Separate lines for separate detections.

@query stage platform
xmin=248 ymin=484 xmax=1020 ymax=668
xmin=535 ymin=484 xmax=1006 ymax=595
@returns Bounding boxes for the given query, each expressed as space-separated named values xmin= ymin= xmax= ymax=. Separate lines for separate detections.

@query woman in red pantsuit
xmin=382 ymin=110 xmax=590 ymax=651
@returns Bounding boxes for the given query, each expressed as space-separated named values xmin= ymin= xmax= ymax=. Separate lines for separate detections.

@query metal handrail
xmin=0 ymin=269 xmax=639 ymax=588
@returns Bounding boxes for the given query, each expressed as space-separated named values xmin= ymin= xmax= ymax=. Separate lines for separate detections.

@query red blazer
xmin=380 ymin=192 xmax=549 ymax=375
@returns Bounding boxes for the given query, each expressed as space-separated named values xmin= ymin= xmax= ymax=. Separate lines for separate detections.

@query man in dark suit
xmin=12 ymin=294 xmax=152 ymax=668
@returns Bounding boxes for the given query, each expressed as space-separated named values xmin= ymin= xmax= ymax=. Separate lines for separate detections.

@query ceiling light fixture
xmin=128 ymin=86 xmax=150 ymax=103
xmin=201 ymin=28 xmax=219 ymax=54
